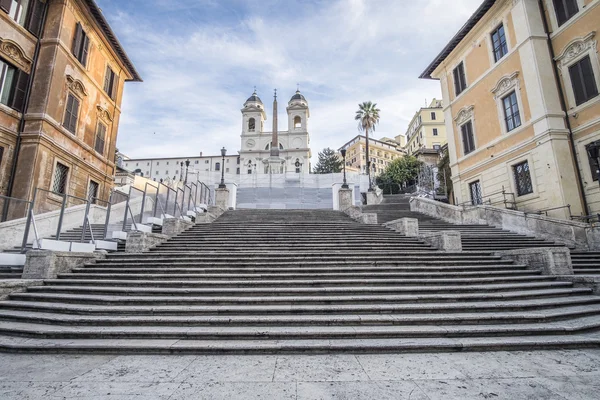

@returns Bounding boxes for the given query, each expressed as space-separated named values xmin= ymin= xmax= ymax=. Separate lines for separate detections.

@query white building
xmin=239 ymin=89 xmax=311 ymax=174
xmin=122 ymin=88 xmax=312 ymax=183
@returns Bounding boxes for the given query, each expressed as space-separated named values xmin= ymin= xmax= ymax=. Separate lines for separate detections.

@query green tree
xmin=355 ymin=101 xmax=381 ymax=190
xmin=437 ymin=146 xmax=453 ymax=201
xmin=377 ymin=156 xmax=422 ymax=192
xmin=313 ymin=147 xmax=343 ymax=174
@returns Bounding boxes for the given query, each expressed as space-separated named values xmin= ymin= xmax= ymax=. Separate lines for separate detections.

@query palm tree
xmin=355 ymin=101 xmax=381 ymax=191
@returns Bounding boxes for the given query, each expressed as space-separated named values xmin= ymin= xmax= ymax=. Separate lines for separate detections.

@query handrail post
xmin=165 ymin=186 xmax=170 ymax=216
xmin=81 ymin=200 xmax=91 ymax=243
xmin=103 ymin=192 xmax=112 ymax=240
xmin=56 ymin=193 xmax=67 ymax=240
xmin=174 ymin=190 xmax=179 ymax=217
xmin=122 ymin=189 xmax=132 ymax=231
xmin=140 ymin=183 xmax=148 ymax=222
xmin=21 ymin=189 xmax=37 ymax=253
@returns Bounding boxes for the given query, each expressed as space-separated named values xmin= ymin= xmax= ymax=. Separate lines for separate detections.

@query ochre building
xmin=0 ymin=0 xmax=140 ymax=216
xmin=421 ymin=0 xmax=600 ymax=219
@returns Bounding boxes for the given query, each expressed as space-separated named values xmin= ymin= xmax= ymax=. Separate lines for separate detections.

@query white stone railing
xmin=409 ymin=197 xmax=600 ymax=251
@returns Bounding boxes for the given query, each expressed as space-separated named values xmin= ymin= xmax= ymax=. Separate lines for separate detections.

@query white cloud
xmin=107 ymin=0 xmax=483 ymax=163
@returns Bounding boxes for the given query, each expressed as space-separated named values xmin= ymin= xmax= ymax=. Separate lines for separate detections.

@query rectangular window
xmin=0 ymin=59 xmax=29 ymax=112
xmin=71 ymin=22 xmax=90 ymax=67
xmin=433 ymin=128 xmax=438 ymax=136
xmin=453 ymin=62 xmax=467 ymax=96
xmin=502 ymin=91 xmax=522 ymax=132
xmin=52 ymin=162 xmax=69 ymax=195
xmin=586 ymin=144 xmax=599 ymax=182
xmin=569 ymin=56 xmax=599 ymax=106
xmin=431 ymin=112 xmax=436 ymax=120
xmin=513 ymin=161 xmax=533 ymax=196
xmin=87 ymin=180 xmax=99 ymax=204
xmin=553 ymin=0 xmax=579 ymax=27
xmin=469 ymin=181 xmax=483 ymax=205
xmin=103 ymin=66 xmax=117 ymax=100
xmin=248 ymin=169 xmax=252 ymax=174
xmin=62 ymin=93 xmax=80 ymax=134
xmin=0 ymin=146 xmax=4 ymax=167
xmin=215 ymin=162 xmax=220 ymax=171
xmin=491 ymin=24 xmax=508 ymax=62
xmin=226 ymin=168 xmax=229 ymax=173
xmin=461 ymin=121 xmax=476 ymax=155
xmin=95 ymin=123 xmax=106 ymax=155
xmin=4 ymin=0 xmax=29 ymax=26
xmin=236 ymin=167 xmax=240 ymax=174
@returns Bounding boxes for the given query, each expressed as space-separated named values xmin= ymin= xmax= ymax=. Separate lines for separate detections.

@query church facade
xmin=239 ymin=89 xmax=311 ymax=175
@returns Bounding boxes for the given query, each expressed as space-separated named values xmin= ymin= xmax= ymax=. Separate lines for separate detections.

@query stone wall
xmin=410 ymin=197 xmax=600 ymax=250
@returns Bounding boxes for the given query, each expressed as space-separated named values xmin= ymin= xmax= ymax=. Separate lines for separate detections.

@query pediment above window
xmin=454 ymin=105 xmax=475 ymax=126
xmin=555 ymin=31 xmax=596 ymax=67
xmin=0 ymin=38 xmax=33 ymax=73
xmin=66 ymin=75 xmax=88 ymax=97
xmin=96 ymin=105 xmax=114 ymax=122
xmin=491 ymin=71 xmax=520 ymax=99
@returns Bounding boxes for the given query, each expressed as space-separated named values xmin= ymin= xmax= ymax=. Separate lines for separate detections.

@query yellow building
xmin=396 ymin=99 xmax=447 ymax=159
xmin=338 ymin=135 xmax=405 ymax=176
xmin=420 ymin=0 xmax=600 ymax=219
xmin=0 ymin=0 xmax=140 ymax=218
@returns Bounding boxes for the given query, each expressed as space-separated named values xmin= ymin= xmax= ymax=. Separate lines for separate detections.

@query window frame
xmin=502 ymin=91 xmax=522 ymax=133
xmin=62 ymin=92 xmax=81 ymax=135
xmin=568 ymin=55 xmax=599 ymax=107
xmin=552 ymin=0 xmax=580 ymax=27
xmin=555 ymin=33 xmax=600 ymax=111
xmin=430 ymin=112 xmax=436 ymax=120
xmin=94 ymin=122 xmax=107 ymax=155
xmin=512 ymin=160 xmax=534 ymax=197
xmin=460 ymin=120 xmax=476 ymax=156
xmin=452 ymin=61 xmax=467 ymax=97
xmin=103 ymin=65 xmax=117 ymax=100
xmin=490 ymin=24 xmax=509 ymax=63
xmin=87 ymin=179 xmax=99 ymax=204
xmin=51 ymin=161 xmax=70 ymax=195
xmin=492 ymin=71 xmax=525 ymax=135
xmin=468 ymin=180 xmax=483 ymax=206
xmin=545 ymin=0 xmax=585 ymax=32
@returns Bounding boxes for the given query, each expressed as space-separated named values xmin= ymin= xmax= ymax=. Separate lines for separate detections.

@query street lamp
xmin=179 ymin=161 xmax=184 ymax=181
xmin=295 ymin=159 xmax=302 ymax=174
xmin=219 ymin=147 xmax=227 ymax=188
xmin=340 ymin=149 xmax=348 ymax=189
xmin=184 ymin=159 xmax=190 ymax=184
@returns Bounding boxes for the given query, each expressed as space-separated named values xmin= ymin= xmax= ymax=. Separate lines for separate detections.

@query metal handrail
xmin=525 ymin=204 xmax=572 ymax=218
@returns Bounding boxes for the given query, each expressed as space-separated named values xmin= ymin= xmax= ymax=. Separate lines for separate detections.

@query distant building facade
xmin=0 ymin=0 xmax=140 ymax=216
xmin=421 ymin=0 xmax=600 ymax=218
xmin=396 ymin=99 xmax=447 ymax=160
xmin=338 ymin=135 xmax=405 ymax=176
xmin=122 ymin=154 xmax=240 ymax=183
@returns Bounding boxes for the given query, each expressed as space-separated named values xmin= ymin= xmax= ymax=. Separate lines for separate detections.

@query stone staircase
xmin=364 ymin=195 xmax=600 ymax=275
xmin=0 ymin=209 xmax=599 ymax=353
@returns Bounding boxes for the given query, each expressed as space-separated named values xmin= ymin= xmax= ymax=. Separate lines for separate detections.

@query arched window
xmin=248 ymin=118 xmax=255 ymax=131
xmin=294 ymin=116 xmax=302 ymax=128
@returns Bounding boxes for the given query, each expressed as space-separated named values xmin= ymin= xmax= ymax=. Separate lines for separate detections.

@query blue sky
xmin=96 ymin=0 xmax=483 ymax=161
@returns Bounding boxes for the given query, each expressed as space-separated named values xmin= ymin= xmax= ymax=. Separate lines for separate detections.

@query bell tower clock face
xmin=246 ymin=139 xmax=256 ymax=148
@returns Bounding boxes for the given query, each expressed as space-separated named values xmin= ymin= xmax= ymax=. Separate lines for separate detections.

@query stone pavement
xmin=0 ymin=350 xmax=599 ymax=399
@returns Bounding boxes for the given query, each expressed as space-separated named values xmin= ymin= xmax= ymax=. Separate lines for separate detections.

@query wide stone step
xmin=51 ymin=275 xmax=552 ymax=286
xmin=2 ymin=334 xmax=599 ymax=354
xmin=1 ymin=316 xmax=600 ymax=340
xmin=75 ymin=264 xmax=528 ymax=273
xmin=2 ymin=291 xmax=595 ymax=313
xmin=3 ymin=302 xmax=600 ymax=326
xmin=68 ymin=269 xmax=535 ymax=278
xmin=18 ymin=281 xmax=578 ymax=298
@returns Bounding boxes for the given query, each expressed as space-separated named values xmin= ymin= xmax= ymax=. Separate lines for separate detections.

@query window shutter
xmin=9 ymin=70 xmax=29 ymax=112
xmin=81 ymin=34 xmax=90 ymax=66
xmin=0 ymin=0 xmax=11 ymax=13
xmin=453 ymin=68 xmax=460 ymax=95
xmin=566 ymin=0 xmax=579 ymax=16
xmin=103 ymin=67 xmax=111 ymax=93
xmin=26 ymin=0 xmax=45 ymax=37
xmin=64 ymin=95 xmax=74 ymax=128
xmin=569 ymin=62 xmax=586 ymax=105
xmin=460 ymin=64 xmax=467 ymax=90
xmin=72 ymin=23 xmax=83 ymax=57
xmin=111 ymin=73 xmax=118 ymax=100
xmin=70 ymin=97 xmax=80 ymax=133
xmin=580 ymin=56 xmax=599 ymax=99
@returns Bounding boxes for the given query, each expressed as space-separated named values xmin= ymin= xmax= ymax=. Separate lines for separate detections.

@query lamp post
xmin=184 ymin=159 xmax=190 ymax=184
xmin=179 ymin=161 xmax=184 ymax=182
xmin=219 ymin=147 xmax=227 ymax=188
xmin=340 ymin=149 xmax=348 ymax=189
xmin=295 ymin=159 xmax=301 ymax=174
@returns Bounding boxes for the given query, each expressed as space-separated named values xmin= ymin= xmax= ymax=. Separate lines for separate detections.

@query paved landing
xmin=1 ymin=350 xmax=600 ymax=399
